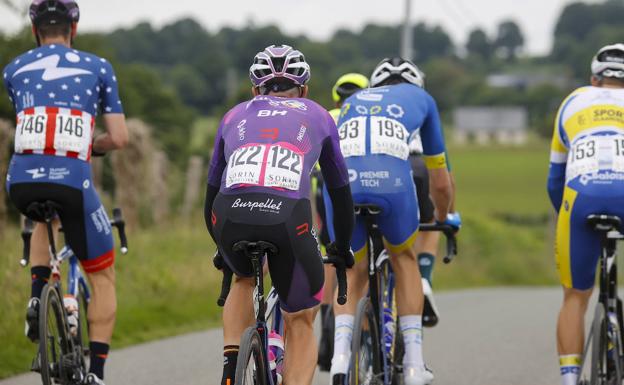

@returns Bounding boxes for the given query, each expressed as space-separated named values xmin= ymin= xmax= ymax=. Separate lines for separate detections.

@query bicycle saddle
xmin=232 ymin=240 xmax=279 ymax=257
xmin=354 ymin=204 xmax=383 ymax=216
xmin=25 ymin=200 xmax=62 ymax=222
xmin=587 ymin=214 xmax=622 ymax=232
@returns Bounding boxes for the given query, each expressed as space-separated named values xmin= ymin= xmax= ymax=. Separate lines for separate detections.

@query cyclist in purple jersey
xmin=204 ymin=45 xmax=354 ymax=385
xmin=3 ymin=2 xmax=128 ymax=384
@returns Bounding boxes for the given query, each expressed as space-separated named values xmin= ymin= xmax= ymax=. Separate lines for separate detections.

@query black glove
xmin=326 ymin=242 xmax=355 ymax=269
xmin=213 ymin=251 xmax=225 ymax=270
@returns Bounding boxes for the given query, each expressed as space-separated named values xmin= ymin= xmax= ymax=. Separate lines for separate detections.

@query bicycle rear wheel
xmin=590 ymin=304 xmax=609 ymax=385
xmin=76 ymin=285 xmax=90 ymax=368
xmin=350 ymin=297 xmax=383 ymax=385
xmin=39 ymin=284 xmax=72 ymax=385
xmin=235 ymin=327 xmax=269 ymax=385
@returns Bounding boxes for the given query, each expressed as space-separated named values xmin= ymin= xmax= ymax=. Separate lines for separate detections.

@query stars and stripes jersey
xmin=207 ymin=95 xmax=350 ymax=200
xmin=548 ymin=86 xmax=624 ymax=210
xmin=2 ymin=44 xmax=123 ymax=161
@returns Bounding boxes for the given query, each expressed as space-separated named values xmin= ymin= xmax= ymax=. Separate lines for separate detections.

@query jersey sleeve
xmin=547 ymin=96 xmax=571 ymax=211
xmin=319 ymin=109 xmax=350 ymax=189
xmin=3 ymin=64 xmax=15 ymax=111
xmin=207 ymin=116 xmax=227 ymax=188
xmin=420 ymin=92 xmax=448 ymax=169
xmin=98 ymin=59 xmax=123 ymax=114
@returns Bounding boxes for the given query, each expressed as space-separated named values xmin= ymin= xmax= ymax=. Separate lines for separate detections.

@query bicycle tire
xmin=590 ymin=304 xmax=607 ymax=385
xmin=377 ymin=257 xmax=400 ymax=384
xmin=39 ymin=284 xmax=72 ymax=385
xmin=235 ymin=327 xmax=269 ymax=385
xmin=350 ymin=297 xmax=383 ymax=385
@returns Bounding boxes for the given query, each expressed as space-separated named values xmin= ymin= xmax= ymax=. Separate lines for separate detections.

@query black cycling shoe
xmin=25 ymin=297 xmax=40 ymax=342
xmin=332 ymin=373 xmax=347 ymax=385
xmin=422 ymin=279 xmax=439 ymax=327
xmin=317 ymin=307 xmax=335 ymax=371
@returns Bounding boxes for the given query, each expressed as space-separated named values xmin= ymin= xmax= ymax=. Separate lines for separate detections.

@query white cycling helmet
xmin=370 ymin=57 xmax=425 ymax=88
xmin=591 ymin=43 xmax=624 ymax=79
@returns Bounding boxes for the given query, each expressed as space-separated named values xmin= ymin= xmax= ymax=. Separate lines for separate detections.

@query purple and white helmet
xmin=30 ymin=0 xmax=80 ymax=26
xmin=250 ymin=45 xmax=311 ymax=87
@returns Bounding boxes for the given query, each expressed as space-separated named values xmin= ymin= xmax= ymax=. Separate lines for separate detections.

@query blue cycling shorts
xmin=6 ymin=154 xmax=115 ymax=273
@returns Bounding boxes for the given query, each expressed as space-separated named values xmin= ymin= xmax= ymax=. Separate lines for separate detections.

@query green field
xmin=0 ymin=142 xmax=558 ymax=378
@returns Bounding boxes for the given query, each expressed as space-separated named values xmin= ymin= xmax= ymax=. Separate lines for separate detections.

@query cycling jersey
xmin=3 ymin=44 xmax=123 ymax=161
xmin=4 ymin=44 xmax=123 ymax=272
xmin=206 ymin=95 xmax=351 ymax=312
xmin=548 ymin=86 xmax=624 ymax=289
xmin=325 ymin=83 xmax=447 ymax=259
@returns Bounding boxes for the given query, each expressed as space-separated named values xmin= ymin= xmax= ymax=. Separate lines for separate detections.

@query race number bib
xmin=338 ymin=117 xmax=366 ymax=157
xmin=370 ymin=116 xmax=409 ymax=160
xmin=226 ymin=143 xmax=303 ymax=191
xmin=567 ymin=134 xmax=624 ymax=180
xmin=15 ymin=108 xmax=93 ymax=159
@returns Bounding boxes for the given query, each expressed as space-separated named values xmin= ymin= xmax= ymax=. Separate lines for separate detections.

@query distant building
xmin=453 ymin=106 xmax=528 ymax=145
xmin=487 ymin=73 xmax=570 ymax=90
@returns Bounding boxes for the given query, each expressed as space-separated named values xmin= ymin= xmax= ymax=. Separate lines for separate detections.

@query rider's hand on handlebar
xmin=326 ymin=242 xmax=355 ymax=269
xmin=439 ymin=212 xmax=462 ymax=232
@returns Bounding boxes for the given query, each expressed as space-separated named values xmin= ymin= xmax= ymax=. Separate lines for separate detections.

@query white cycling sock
xmin=331 ymin=314 xmax=354 ymax=375
xmin=401 ymin=315 xmax=424 ymax=368
xmin=559 ymin=354 xmax=580 ymax=385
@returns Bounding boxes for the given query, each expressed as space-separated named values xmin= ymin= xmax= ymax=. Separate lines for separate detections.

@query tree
xmin=494 ymin=20 xmax=524 ymax=62
xmin=466 ymin=28 xmax=492 ymax=60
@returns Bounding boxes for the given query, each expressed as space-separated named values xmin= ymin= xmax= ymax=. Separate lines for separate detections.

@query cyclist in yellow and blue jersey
xmin=325 ymin=58 xmax=458 ymax=385
xmin=317 ymin=72 xmax=369 ymax=371
xmin=548 ymin=44 xmax=624 ymax=385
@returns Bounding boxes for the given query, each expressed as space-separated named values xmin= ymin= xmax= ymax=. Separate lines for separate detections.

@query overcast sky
xmin=0 ymin=0 xmax=603 ymax=55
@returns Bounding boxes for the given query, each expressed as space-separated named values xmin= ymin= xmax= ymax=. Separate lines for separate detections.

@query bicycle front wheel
xmin=351 ymin=297 xmax=383 ymax=385
xmin=39 ymin=284 xmax=72 ymax=385
xmin=235 ymin=327 xmax=269 ymax=385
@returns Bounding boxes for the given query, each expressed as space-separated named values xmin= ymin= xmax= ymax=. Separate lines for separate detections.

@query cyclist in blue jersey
xmin=549 ymin=44 xmax=624 ymax=385
xmin=325 ymin=58 xmax=458 ymax=385
xmin=204 ymin=45 xmax=355 ymax=385
xmin=317 ymin=72 xmax=369 ymax=371
xmin=3 ymin=2 xmax=128 ymax=384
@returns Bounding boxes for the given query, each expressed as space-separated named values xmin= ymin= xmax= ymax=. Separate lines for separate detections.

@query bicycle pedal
xmin=30 ymin=352 xmax=41 ymax=373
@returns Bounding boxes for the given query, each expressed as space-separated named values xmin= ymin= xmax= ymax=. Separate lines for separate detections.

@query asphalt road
xmin=0 ymin=287 xmax=581 ymax=385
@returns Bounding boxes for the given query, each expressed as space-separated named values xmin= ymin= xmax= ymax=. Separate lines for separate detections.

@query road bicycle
xmin=20 ymin=201 xmax=128 ymax=385
xmin=348 ymin=204 xmax=458 ymax=385
xmin=579 ymin=214 xmax=624 ymax=385
xmin=216 ymin=240 xmax=347 ymax=385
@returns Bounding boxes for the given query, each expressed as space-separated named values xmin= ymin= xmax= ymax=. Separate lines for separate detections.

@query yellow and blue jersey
xmin=548 ymin=86 xmax=624 ymax=289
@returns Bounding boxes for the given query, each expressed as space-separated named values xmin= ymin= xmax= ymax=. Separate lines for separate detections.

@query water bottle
xmin=383 ymin=306 xmax=395 ymax=354
xmin=63 ymin=295 xmax=79 ymax=337
xmin=268 ymin=331 xmax=284 ymax=384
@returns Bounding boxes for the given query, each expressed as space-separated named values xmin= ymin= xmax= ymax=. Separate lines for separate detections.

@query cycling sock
xmin=89 ymin=341 xmax=109 ymax=380
xmin=559 ymin=354 xmax=580 ymax=385
xmin=30 ymin=266 xmax=51 ymax=299
xmin=222 ymin=345 xmax=239 ymax=385
xmin=418 ymin=253 xmax=435 ymax=285
xmin=400 ymin=315 xmax=424 ymax=368
xmin=331 ymin=314 xmax=354 ymax=375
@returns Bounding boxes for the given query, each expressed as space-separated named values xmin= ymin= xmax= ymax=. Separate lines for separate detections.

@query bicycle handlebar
xmin=110 ymin=208 xmax=129 ymax=254
xmin=20 ymin=218 xmax=35 ymax=267
xmin=418 ymin=223 xmax=458 ymax=264
xmin=217 ymin=265 xmax=233 ymax=307
xmin=323 ymin=255 xmax=348 ymax=305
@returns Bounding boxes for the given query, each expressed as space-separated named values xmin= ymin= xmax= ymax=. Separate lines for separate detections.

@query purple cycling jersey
xmin=207 ymin=95 xmax=349 ymax=199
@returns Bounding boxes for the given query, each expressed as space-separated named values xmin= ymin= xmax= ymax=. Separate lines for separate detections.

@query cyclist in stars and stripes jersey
xmin=3 ymin=2 xmax=128 ymax=384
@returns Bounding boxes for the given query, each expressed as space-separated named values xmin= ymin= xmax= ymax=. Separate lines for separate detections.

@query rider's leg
xmin=557 ymin=287 xmax=592 ymax=385
xmin=30 ymin=220 xmax=60 ymax=297
xmin=85 ymin=266 xmax=116 ymax=380
xmin=413 ymin=230 xmax=439 ymax=285
xmin=221 ymin=276 xmax=255 ymax=385
xmin=282 ymin=306 xmax=319 ymax=385
xmin=388 ymin=236 xmax=433 ymax=384
xmin=330 ymin=251 xmax=368 ymax=377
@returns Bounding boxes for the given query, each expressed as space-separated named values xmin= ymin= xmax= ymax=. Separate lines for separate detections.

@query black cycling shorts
xmin=211 ymin=192 xmax=324 ymax=313
xmin=410 ymin=154 xmax=435 ymax=224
